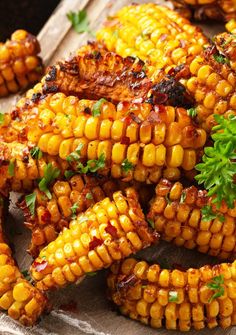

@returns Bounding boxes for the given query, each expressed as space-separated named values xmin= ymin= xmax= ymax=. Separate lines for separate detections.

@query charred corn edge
xmin=0 ymin=196 xmax=47 ymax=325
xmin=148 ymin=179 xmax=236 ymax=260
xmin=107 ymin=258 xmax=236 ymax=331
xmin=30 ymin=188 xmax=156 ymax=290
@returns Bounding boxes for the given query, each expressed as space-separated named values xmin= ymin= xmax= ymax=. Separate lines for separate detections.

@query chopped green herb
xmin=77 ymin=154 xmax=106 ymax=174
xmin=21 ymin=269 xmax=31 ymax=281
xmin=8 ymin=160 xmax=15 ymax=177
xmin=213 ymin=53 xmax=229 ymax=65
xmin=92 ymin=98 xmax=107 ymax=117
xmin=38 ymin=163 xmax=60 ymax=199
xmin=86 ymin=271 xmax=97 ymax=277
xmin=180 ymin=191 xmax=186 ymax=204
xmin=168 ymin=291 xmax=178 ymax=302
xmin=0 ymin=113 xmax=4 ymax=125
xmin=121 ymin=159 xmax=134 ymax=173
xmin=71 ymin=203 xmax=79 ymax=219
xmin=165 ymin=194 xmax=172 ymax=205
xmin=86 ymin=192 xmax=93 ymax=200
xmin=147 ymin=218 xmax=155 ymax=229
xmin=25 ymin=192 xmax=37 ymax=216
xmin=64 ymin=170 xmax=76 ymax=179
xmin=66 ymin=143 xmax=84 ymax=163
xmin=187 ymin=107 xmax=197 ymax=118
xmin=67 ymin=9 xmax=94 ymax=35
xmin=201 ymin=205 xmax=217 ymax=221
xmin=207 ymin=275 xmax=225 ymax=303
xmin=30 ymin=146 xmax=43 ymax=160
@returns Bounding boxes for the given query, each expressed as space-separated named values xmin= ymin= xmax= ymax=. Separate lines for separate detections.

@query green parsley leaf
xmin=168 ymin=291 xmax=178 ymax=302
xmin=187 ymin=107 xmax=197 ymax=118
xmin=8 ymin=160 xmax=15 ymax=177
xmin=71 ymin=203 xmax=79 ymax=219
xmin=67 ymin=10 xmax=93 ymax=35
xmin=86 ymin=192 xmax=93 ymax=200
xmin=207 ymin=275 xmax=225 ymax=303
xmin=86 ymin=271 xmax=97 ymax=277
xmin=79 ymin=153 xmax=106 ymax=174
xmin=64 ymin=170 xmax=76 ymax=179
xmin=213 ymin=53 xmax=229 ymax=65
xmin=66 ymin=143 xmax=84 ymax=163
xmin=25 ymin=192 xmax=37 ymax=216
xmin=38 ymin=163 xmax=60 ymax=199
xmin=147 ymin=218 xmax=155 ymax=229
xmin=121 ymin=159 xmax=134 ymax=173
xmin=165 ymin=194 xmax=172 ymax=205
xmin=180 ymin=191 xmax=186 ymax=204
xmin=0 ymin=113 xmax=4 ymax=125
xmin=92 ymin=98 xmax=107 ymax=117
xmin=21 ymin=269 xmax=31 ymax=280
xmin=201 ymin=205 xmax=217 ymax=221
xmin=30 ymin=146 xmax=43 ymax=160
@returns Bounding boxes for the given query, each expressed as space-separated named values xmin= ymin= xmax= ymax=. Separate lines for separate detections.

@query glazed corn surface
xmin=148 ymin=179 xmax=236 ymax=260
xmin=108 ymin=258 xmax=236 ymax=331
xmin=169 ymin=0 xmax=236 ymax=21
xmin=30 ymin=188 xmax=158 ymax=290
xmin=0 ymin=91 xmax=207 ymax=185
xmin=0 ymin=195 xmax=47 ymax=325
xmin=19 ymin=175 xmax=120 ymax=257
xmin=0 ymin=30 xmax=43 ymax=97
xmin=96 ymin=3 xmax=208 ymax=78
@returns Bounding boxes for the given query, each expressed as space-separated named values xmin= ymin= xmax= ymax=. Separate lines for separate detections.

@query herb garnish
xmin=147 ymin=218 xmax=155 ymax=229
xmin=187 ymin=107 xmax=197 ymax=118
xmin=25 ymin=192 xmax=37 ymax=216
xmin=66 ymin=143 xmax=84 ymax=163
xmin=67 ymin=9 xmax=94 ymax=35
xmin=8 ymin=160 xmax=15 ymax=177
xmin=30 ymin=146 xmax=43 ymax=160
xmin=213 ymin=53 xmax=229 ymax=65
xmin=201 ymin=205 xmax=224 ymax=222
xmin=207 ymin=275 xmax=225 ymax=303
xmin=92 ymin=98 xmax=107 ymax=117
xmin=64 ymin=170 xmax=76 ymax=179
xmin=38 ymin=163 xmax=60 ymax=199
xmin=121 ymin=159 xmax=134 ymax=173
xmin=180 ymin=191 xmax=186 ymax=204
xmin=168 ymin=291 xmax=178 ymax=302
xmin=86 ymin=192 xmax=93 ymax=200
xmin=71 ymin=203 xmax=79 ymax=219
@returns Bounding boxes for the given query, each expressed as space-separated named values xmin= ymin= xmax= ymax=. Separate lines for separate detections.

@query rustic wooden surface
xmin=0 ymin=0 xmax=235 ymax=334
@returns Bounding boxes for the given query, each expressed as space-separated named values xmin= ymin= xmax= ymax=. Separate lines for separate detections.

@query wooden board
xmin=0 ymin=1 xmax=235 ymax=335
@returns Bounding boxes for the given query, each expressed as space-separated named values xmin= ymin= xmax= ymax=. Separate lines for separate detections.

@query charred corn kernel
xmin=30 ymin=188 xmax=157 ymax=290
xmin=108 ymin=258 xmax=236 ymax=331
xmin=97 ymin=3 xmax=208 ymax=76
xmin=0 ymin=197 xmax=47 ymax=325
xmin=0 ymin=30 xmax=43 ymax=97
xmin=148 ymin=179 xmax=236 ymax=260
xmin=170 ymin=0 xmax=236 ymax=22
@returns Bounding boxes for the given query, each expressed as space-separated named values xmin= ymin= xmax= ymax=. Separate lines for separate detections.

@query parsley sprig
xmin=67 ymin=9 xmax=94 ymax=36
xmin=207 ymin=275 xmax=225 ymax=303
xmin=38 ymin=163 xmax=60 ymax=199
xmin=25 ymin=192 xmax=37 ymax=216
xmin=201 ymin=205 xmax=224 ymax=222
xmin=195 ymin=114 xmax=236 ymax=208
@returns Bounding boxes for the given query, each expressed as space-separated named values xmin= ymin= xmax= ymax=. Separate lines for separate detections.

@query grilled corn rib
xmin=108 ymin=258 xmax=236 ymax=331
xmin=96 ymin=3 xmax=209 ymax=78
xmin=30 ymin=188 xmax=158 ymax=291
xmin=0 ymin=195 xmax=47 ymax=325
xmin=169 ymin=0 xmax=236 ymax=21
xmin=19 ymin=175 xmax=120 ymax=257
xmin=0 ymin=30 xmax=43 ymax=97
xmin=147 ymin=179 xmax=236 ymax=260
xmin=0 ymin=92 xmax=207 ymax=186
xmin=0 ymin=141 xmax=67 ymax=195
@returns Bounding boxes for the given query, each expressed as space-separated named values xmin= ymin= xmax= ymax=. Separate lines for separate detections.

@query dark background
xmin=0 ymin=0 xmax=60 ymax=41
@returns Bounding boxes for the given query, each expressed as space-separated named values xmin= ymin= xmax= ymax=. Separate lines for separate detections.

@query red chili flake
xmin=34 ymin=260 xmax=48 ymax=272
xmin=147 ymin=110 xmax=160 ymax=123
xmin=121 ymin=136 xmax=130 ymax=145
xmin=130 ymin=112 xmax=142 ymax=124
xmin=154 ymin=105 xmax=166 ymax=114
xmin=41 ymin=210 xmax=51 ymax=223
xmin=89 ymin=237 xmax=103 ymax=251
xmin=60 ymin=300 xmax=77 ymax=313
xmin=105 ymin=222 xmax=118 ymax=239
xmin=124 ymin=116 xmax=132 ymax=126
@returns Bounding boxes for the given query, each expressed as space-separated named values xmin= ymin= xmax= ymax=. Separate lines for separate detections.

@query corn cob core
xmin=19 ymin=175 xmax=120 ymax=257
xmin=0 ymin=92 xmax=207 ymax=184
xmin=147 ymin=179 xmax=236 ymax=260
xmin=96 ymin=3 xmax=208 ymax=78
xmin=108 ymin=258 xmax=236 ymax=331
xmin=0 ymin=196 xmax=47 ymax=325
xmin=0 ymin=30 xmax=43 ymax=97
xmin=0 ymin=141 xmax=67 ymax=195
xmin=184 ymin=45 xmax=236 ymax=132
xmin=169 ymin=0 xmax=236 ymax=21
xmin=30 ymin=188 xmax=159 ymax=291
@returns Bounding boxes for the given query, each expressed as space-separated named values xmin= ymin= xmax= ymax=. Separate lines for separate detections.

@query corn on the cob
xmin=108 ymin=258 xmax=236 ymax=331
xmin=0 ymin=141 xmax=67 ymax=195
xmin=0 ymin=195 xmax=47 ymax=325
xmin=147 ymin=179 xmax=236 ymax=260
xmin=226 ymin=19 xmax=236 ymax=34
xmin=0 ymin=30 xmax=43 ymax=97
xmin=19 ymin=175 xmax=120 ymax=257
xmin=169 ymin=0 xmax=236 ymax=21
xmin=30 ymin=188 xmax=159 ymax=291
xmin=96 ymin=3 xmax=209 ymax=78
xmin=214 ymin=32 xmax=236 ymax=72
xmin=0 ymin=91 xmax=207 ymax=185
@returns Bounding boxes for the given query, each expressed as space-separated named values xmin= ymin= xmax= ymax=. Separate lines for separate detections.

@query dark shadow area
xmin=0 ymin=0 xmax=60 ymax=41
